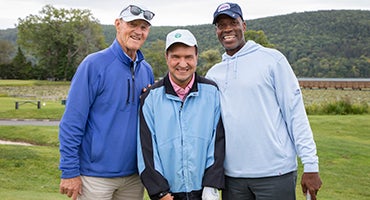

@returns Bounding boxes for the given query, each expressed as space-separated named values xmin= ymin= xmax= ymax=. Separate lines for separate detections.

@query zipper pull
xmin=130 ymin=62 xmax=135 ymax=80
xmin=130 ymin=62 xmax=135 ymax=102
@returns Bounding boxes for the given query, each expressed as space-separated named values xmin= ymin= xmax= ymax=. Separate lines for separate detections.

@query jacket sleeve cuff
xmin=150 ymin=190 xmax=170 ymax=200
xmin=303 ymin=163 xmax=319 ymax=172
xmin=61 ymin=169 xmax=80 ymax=179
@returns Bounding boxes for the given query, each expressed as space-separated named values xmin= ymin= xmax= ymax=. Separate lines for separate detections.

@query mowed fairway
xmin=299 ymin=115 xmax=370 ymax=199
xmin=0 ymin=80 xmax=369 ymax=199
xmin=0 ymin=115 xmax=368 ymax=199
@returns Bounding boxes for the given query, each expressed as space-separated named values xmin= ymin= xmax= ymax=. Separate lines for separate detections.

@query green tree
xmin=198 ymin=49 xmax=221 ymax=76
xmin=12 ymin=47 xmax=33 ymax=79
xmin=0 ymin=63 xmax=13 ymax=78
xmin=142 ymin=39 xmax=167 ymax=79
xmin=294 ymin=57 xmax=312 ymax=77
xmin=0 ymin=40 xmax=15 ymax=64
xmin=17 ymin=5 xmax=106 ymax=80
xmin=244 ymin=30 xmax=274 ymax=48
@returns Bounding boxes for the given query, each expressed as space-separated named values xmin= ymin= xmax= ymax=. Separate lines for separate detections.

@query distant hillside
xmin=102 ymin=10 xmax=370 ymax=78
xmin=0 ymin=28 xmax=17 ymax=44
xmin=248 ymin=10 xmax=370 ymax=78
xmin=1 ymin=10 xmax=369 ymax=78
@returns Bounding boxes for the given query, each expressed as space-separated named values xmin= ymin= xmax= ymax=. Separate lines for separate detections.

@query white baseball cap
xmin=165 ymin=29 xmax=198 ymax=51
xmin=118 ymin=4 xmax=155 ymax=25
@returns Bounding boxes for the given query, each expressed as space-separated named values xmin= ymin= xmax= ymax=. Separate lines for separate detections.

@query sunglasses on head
xmin=122 ymin=5 xmax=155 ymax=21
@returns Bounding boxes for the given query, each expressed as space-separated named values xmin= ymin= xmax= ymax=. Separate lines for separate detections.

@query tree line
xmin=0 ymin=6 xmax=369 ymax=80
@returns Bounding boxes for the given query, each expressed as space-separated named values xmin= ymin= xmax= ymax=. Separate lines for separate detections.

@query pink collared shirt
xmin=169 ymin=74 xmax=195 ymax=101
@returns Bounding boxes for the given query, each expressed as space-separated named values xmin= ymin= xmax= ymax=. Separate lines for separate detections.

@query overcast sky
xmin=1 ymin=0 xmax=369 ymax=29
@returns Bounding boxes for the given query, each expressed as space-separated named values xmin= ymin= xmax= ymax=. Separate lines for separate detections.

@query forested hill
xmin=249 ymin=10 xmax=370 ymax=78
xmin=1 ymin=10 xmax=369 ymax=78
xmin=102 ymin=10 xmax=370 ymax=78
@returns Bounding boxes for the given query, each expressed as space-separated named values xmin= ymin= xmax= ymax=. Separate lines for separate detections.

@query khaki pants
xmin=78 ymin=174 xmax=144 ymax=200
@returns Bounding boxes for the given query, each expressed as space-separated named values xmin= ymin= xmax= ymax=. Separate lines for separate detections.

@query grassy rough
xmin=0 ymin=115 xmax=369 ymax=200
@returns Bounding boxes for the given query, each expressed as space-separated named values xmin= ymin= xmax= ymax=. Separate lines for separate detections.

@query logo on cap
xmin=218 ymin=3 xmax=231 ymax=12
xmin=175 ymin=33 xmax=182 ymax=38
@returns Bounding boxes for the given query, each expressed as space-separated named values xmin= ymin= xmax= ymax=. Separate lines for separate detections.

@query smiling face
xmin=215 ymin=14 xmax=246 ymax=56
xmin=115 ymin=19 xmax=151 ymax=60
xmin=166 ymin=43 xmax=198 ymax=88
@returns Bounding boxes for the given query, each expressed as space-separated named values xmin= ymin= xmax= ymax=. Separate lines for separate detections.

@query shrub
xmin=306 ymin=98 xmax=369 ymax=115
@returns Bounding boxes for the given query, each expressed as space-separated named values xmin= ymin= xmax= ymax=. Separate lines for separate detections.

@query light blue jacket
xmin=59 ymin=39 xmax=154 ymax=179
xmin=137 ymin=73 xmax=225 ymax=196
xmin=206 ymin=40 xmax=319 ymax=178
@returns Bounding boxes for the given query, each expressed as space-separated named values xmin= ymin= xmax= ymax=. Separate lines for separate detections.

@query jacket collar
xmin=111 ymin=39 xmax=145 ymax=67
xmin=163 ymin=73 xmax=199 ymax=97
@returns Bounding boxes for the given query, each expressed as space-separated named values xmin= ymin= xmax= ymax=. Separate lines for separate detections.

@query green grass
xmin=304 ymin=115 xmax=370 ymax=199
xmin=0 ymin=125 xmax=150 ymax=200
xmin=0 ymin=145 xmax=63 ymax=199
xmin=0 ymin=80 xmax=40 ymax=86
xmin=0 ymin=125 xmax=59 ymax=146
xmin=0 ymin=79 xmax=70 ymax=86
xmin=0 ymin=97 xmax=65 ymax=120
xmin=0 ymin=189 xmax=68 ymax=200
xmin=0 ymin=80 xmax=369 ymax=119
xmin=0 ymin=80 xmax=69 ymax=120
xmin=301 ymin=89 xmax=370 ymax=106
xmin=0 ymin=115 xmax=369 ymax=199
xmin=0 ymin=80 xmax=369 ymax=199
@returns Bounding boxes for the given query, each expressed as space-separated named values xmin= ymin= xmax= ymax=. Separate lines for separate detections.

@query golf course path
xmin=0 ymin=119 xmax=60 ymax=126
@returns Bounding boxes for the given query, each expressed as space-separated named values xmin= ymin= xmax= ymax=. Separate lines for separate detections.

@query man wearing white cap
xmin=59 ymin=3 xmax=155 ymax=200
xmin=137 ymin=29 xmax=225 ymax=200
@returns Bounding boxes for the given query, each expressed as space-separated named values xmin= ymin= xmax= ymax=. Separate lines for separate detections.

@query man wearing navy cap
xmin=206 ymin=2 xmax=322 ymax=200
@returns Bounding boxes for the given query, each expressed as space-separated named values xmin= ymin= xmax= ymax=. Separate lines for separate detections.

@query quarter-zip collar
xmin=221 ymin=40 xmax=262 ymax=81
xmin=164 ymin=73 xmax=200 ymax=98
xmin=111 ymin=39 xmax=146 ymax=104
xmin=111 ymin=38 xmax=146 ymax=68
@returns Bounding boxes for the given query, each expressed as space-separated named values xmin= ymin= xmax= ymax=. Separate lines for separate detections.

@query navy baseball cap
xmin=212 ymin=2 xmax=243 ymax=24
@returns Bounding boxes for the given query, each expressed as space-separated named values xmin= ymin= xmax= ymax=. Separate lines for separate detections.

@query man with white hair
xmin=58 ymin=3 xmax=155 ymax=200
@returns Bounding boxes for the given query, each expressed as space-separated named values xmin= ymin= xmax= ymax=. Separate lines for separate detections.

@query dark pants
xmin=222 ymin=171 xmax=297 ymax=200
xmin=172 ymin=190 xmax=202 ymax=200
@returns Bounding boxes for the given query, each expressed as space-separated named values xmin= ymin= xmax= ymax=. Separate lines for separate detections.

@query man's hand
xmin=160 ymin=193 xmax=174 ymax=200
xmin=60 ymin=176 xmax=82 ymax=200
xmin=142 ymin=84 xmax=152 ymax=94
xmin=301 ymin=172 xmax=322 ymax=200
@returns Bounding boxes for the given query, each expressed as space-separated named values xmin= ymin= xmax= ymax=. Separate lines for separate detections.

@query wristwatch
xmin=157 ymin=191 xmax=169 ymax=199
